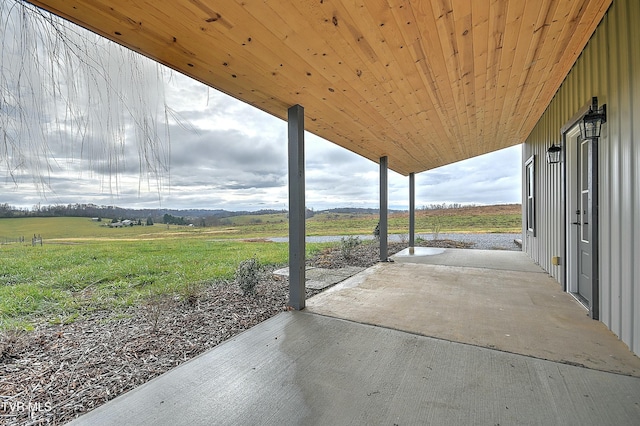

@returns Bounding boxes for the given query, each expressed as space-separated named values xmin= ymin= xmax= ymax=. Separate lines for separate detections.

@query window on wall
xmin=525 ymin=155 xmax=536 ymax=236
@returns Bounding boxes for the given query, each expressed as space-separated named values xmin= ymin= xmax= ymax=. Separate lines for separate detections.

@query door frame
xmin=561 ymin=101 xmax=600 ymax=320
xmin=565 ymin=125 xmax=580 ymax=297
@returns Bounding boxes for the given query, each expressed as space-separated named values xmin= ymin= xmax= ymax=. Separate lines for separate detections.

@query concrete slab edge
xmin=303 ymin=310 xmax=640 ymax=378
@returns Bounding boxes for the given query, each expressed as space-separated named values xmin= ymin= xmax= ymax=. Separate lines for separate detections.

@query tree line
xmin=0 ymin=203 xmax=287 ymax=223
xmin=0 ymin=203 xmax=159 ymax=220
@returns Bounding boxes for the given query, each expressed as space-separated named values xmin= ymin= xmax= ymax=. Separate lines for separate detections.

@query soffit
xmin=26 ymin=0 xmax=612 ymax=175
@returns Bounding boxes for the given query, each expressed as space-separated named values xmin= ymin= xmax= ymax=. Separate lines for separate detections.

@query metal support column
xmin=409 ymin=172 xmax=415 ymax=248
xmin=380 ymin=156 xmax=388 ymax=262
xmin=288 ymin=105 xmax=305 ymax=310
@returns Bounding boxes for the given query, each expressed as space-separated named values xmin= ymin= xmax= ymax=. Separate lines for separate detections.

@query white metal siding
xmin=632 ymin=0 xmax=640 ymax=359
xmin=523 ymin=0 xmax=639 ymax=355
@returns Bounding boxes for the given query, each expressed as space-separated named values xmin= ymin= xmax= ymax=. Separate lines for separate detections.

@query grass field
xmin=307 ymin=204 xmax=521 ymax=235
xmin=217 ymin=203 xmax=521 ymax=237
xmin=0 ymin=237 xmax=302 ymax=330
xmin=0 ymin=216 xmax=220 ymax=240
xmin=0 ymin=204 xmax=521 ymax=330
xmin=0 ymin=217 xmax=308 ymax=330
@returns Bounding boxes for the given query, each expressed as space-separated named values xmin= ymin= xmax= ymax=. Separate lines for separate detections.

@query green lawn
xmin=0 ymin=217 xmax=333 ymax=330
xmin=306 ymin=211 xmax=521 ymax=235
xmin=0 ymin=207 xmax=521 ymax=331
xmin=0 ymin=216 xmax=174 ymax=239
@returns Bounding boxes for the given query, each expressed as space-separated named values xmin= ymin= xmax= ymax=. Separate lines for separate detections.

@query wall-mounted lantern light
xmin=579 ymin=97 xmax=607 ymax=140
xmin=546 ymin=144 xmax=562 ymax=164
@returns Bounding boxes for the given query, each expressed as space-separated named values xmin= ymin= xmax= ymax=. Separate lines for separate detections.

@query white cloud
xmin=1 ymin=78 xmax=523 ymax=211
xmin=0 ymin=4 xmax=522 ymax=212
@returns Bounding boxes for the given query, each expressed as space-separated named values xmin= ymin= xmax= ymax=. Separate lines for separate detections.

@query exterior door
xmin=576 ymin=138 xmax=592 ymax=305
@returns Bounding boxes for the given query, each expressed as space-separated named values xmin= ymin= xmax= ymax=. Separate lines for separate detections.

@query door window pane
xmin=581 ymin=191 xmax=590 ymax=242
xmin=525 ymin=155 xmax=535 ymax=236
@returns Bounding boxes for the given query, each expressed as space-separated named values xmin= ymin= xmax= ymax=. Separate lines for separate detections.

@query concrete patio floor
xmin=307 ymin=248 xmax=640 ymax=377
xmin=68 ymin=249 xmax=640 ymax=425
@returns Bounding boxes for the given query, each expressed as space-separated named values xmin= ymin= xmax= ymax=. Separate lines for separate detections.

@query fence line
xmin=0 ymin=236 xmax=26 ymax=244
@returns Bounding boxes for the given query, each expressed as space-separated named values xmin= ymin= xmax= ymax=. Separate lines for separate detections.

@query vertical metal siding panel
xmin=608 ymin=5 xmax=622 ymax=337
xmin=604 ymin=11 xmax=614 ymax=332
xmin=596 ymin=18 xmax=612 ymax=329
xmin=578 ymin=52 xmax=586 ymax=109
xmin=567 ymin=69 xmax=574 ymax=126
xmin=544 ymin=121 xmax=548 ymax=269
xmin=534 ymin=129 xmax=541 ymax=264
xmin=545 ymin=108 xmax=560 ymax=281
xmin=537 ymin=135 xmax=542 ymax=264
xmin=524 ymin=143 xmax=530 ymax=255
xmin=551 ymin=124 xmax=556 ymax=275
xmin=617 ymin=0 xmax=634 ymax=350
xmin=536 ymin=122 xmax=542 ymax=265
xmin=548 ymin=100 xmax=556 ymax=272
xmin=566 ymin=70 xmax=573 ymax=120
xmin=553 ymin=101 xmax=562 ymax=280
xmin=525 ymin=163 xmax=529 ymax=253
xmin=525 ymin=92 xmax=565 ymax=281
xmin=532 ymin=141 xmax=537 ymax=260
xmin=564 ymin=84 xmax=571 ymax=287
xmin=540 ymin=117 xmax=545 ymax=269
xmin=532 ymin=134 xmax=537 ymax=262
xmin=524 ymin=143 xmax=529 ymax=254
xmin=573 ymin=52 xmax=587 ymax=111
xmin=544 ymin=112 xmax=551 ymax=274
xmin=522 ymin=0 xmax=639 ymax=354
xmin=522 ymin=144 xmax=528 ymax=253
xmin=544 ymin=111 xmax=548 ymax=271
xmin=630 ymin=0 xmax=640 ymax=355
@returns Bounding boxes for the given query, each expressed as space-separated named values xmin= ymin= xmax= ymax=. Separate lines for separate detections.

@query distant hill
xmin=0 ymin=202 xmax=521 ymax=221
xmin=0 ymin=203 xmax=287 ymax=221
xmin=318 ymin=207 xmax=403 ymax=215
xmin=411 ymin=203 xmax=521 ymax=217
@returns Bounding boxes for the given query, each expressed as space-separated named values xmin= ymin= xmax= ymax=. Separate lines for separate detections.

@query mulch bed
xmin=0 ymin=239 xmax=471 ymax=425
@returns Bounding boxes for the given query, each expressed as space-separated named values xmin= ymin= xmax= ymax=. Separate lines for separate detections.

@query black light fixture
xmin=580 ymin=97 xmax=607 ymax=140
xmin=546 ymin=143 xmax=562 ymax=164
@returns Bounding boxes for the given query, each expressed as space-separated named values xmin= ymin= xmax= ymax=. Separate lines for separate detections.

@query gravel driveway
xmin=416 ymin=233 xmax=522 ymax=251
xmin=271 ymin=233 xmax=523 ymax=251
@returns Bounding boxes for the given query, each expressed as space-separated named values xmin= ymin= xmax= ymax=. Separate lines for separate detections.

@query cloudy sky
xmin=0 ymin=5 xmax=522 ymax=212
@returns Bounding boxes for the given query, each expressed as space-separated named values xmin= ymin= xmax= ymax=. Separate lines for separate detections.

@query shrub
xmin=145 ymin=295 xmax=166 ymax=332
xmin=430 ymin=216 xmax=442 ymax=240
xmin=0 ymin=329 xmax=24 ymax=362
xmin=340 ymin=236 xmax=361 ymax=258
xmin=181 ymin=281 xmax=202 ymax=307
xmin=235 ymin=257 xmax=261 ymax=295
xmin=373 ymin=222 xmax=380 ymax=240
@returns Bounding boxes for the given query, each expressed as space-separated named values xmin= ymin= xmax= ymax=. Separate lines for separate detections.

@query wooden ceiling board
xmin=257 ymin=1 xmax=418 ymax=171
xmin=405 ymin=10 xmax=455 ymax=140
xmin=25 ymin=0 xmax=612 ymax=175
xmin=292 ymin=0 xmax=445 ymax=171
xmin=515 ymin=0 xmax=609 ymax=139
xmin=512 ymin=0 xmax=563 ymax=137
xmin=359 ymin=1 xmax=447 ymax=165
xmin=410 ymin=2 xmax=465 ymax=156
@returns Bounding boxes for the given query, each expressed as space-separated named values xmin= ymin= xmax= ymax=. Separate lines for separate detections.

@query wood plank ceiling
xmin=26 ymin=0 xmax=612 ymax=175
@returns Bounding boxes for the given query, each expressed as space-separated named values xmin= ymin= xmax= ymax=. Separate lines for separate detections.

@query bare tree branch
xmin=0 ymin=0 xmax=179 ymax=199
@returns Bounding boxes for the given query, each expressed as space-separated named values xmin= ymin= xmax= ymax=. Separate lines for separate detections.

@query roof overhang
xmin=26 ymin=0 xmax=612 ymax=175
